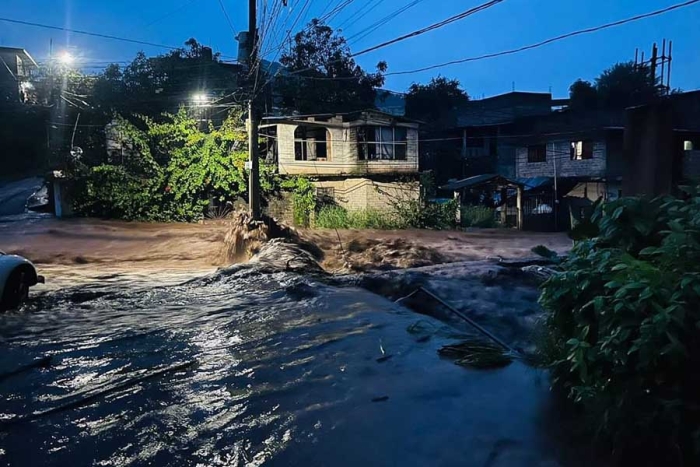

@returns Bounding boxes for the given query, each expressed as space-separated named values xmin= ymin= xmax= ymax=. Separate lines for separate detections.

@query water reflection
xmin=1 ymin=265 xmax=597 ymax=466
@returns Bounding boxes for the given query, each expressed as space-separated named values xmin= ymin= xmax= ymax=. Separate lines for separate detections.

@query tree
xmin=568 ymin=79 xmax=597 ymax=109
xmin=596 ymin=61 xmax=661 ymax=108
xmin=569 ymin=61 xmax=664 ymax=110
xmin=92 ymin=39 xmax=241 ymax=117
xmin=277 ymin=19 xmax=387 ymax=114
xmin=405 ymin=76 xmax=469 ymax=127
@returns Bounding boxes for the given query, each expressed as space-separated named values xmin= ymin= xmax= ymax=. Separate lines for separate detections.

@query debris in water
xmin=438 ymin=340 xmax=513 ymax=369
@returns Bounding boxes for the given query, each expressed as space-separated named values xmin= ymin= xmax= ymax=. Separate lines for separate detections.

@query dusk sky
xmin=1 ymin=0 xmax=699 ymax=98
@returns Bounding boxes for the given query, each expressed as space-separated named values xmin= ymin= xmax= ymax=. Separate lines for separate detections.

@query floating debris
xmin=439 ymin=339 xmax=513 ymax=370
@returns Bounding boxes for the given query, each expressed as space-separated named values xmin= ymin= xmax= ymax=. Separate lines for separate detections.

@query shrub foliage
xmin=540 ymin=189 xmax=700 ymax=463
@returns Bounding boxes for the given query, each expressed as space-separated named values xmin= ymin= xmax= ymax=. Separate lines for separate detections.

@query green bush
xmin=314 ymin=205 xmax=400 ymax=230
xmin=72 ymin=110 xmax=278 ymax=222
xmin=392 ymin=199 xmax=458 ymax=230
xmin=460 ymin=205 xmax=497 ymax=228
xmin=539 ymin=189 xmax=700 ymax=464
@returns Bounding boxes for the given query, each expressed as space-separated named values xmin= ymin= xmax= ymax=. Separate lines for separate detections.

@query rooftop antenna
xmin=512 ymin=81 xmax=515 ymax=92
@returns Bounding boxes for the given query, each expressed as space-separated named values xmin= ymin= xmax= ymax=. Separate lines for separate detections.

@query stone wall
xmin=313 ymin=178 xmax=419 ymax=212
xmin=515 ymin=141 xmax=607 ymax=178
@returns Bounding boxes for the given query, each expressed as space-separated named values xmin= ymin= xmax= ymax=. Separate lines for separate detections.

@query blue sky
xmin=1 ymin=0 xmax=699 ymax=98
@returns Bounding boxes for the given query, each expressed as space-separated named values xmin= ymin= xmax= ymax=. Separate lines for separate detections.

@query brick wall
xmin=313 ymin=178 xmax=419 ymax=212
xmin=516 ymin=141 xmax=607 ymax=178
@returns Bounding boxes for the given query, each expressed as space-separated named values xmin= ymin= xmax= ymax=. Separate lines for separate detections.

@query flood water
xmin=1 ymin=263 xmax=594 ymax=466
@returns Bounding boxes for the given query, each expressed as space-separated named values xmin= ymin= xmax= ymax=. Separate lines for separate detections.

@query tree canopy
xmin=91 ymin=39 xmax=241 ymax=117
xmin=277 ymin=19 xmax=386 ymax=114
xmin=405 ymin=76 xmax=469 ymax=127
xmin=569 ymin=61 xmax=665 ymax=110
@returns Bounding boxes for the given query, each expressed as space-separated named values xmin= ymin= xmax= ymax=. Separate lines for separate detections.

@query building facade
xmin=262 ymin=110 xmax=420 ymax=213
xmin=0 ymin=47 xmax=38 ymax=103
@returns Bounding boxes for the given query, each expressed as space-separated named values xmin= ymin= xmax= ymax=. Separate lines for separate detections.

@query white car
xmin=0 ymin=252 xmax=44 ymax=310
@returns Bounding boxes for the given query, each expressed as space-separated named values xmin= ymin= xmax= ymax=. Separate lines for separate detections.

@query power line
xmin=137 ymin=0 xmax=202 ymax=31
xmin=0 ymin=17 xmax=182 ymax=50
xmin=353 ymin=0 xmax=506 ymax=57
xmin=347 ymin=0 xmax=426 ymax=45
xmin=335 ymin=0 xmax=375 ymax=30
xmin=386 ymin=0 xmax=700 ymax=75
xmin=217 ymin=0 xmax=238 ymax=36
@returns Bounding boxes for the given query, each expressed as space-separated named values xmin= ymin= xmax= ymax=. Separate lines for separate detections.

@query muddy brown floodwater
xmin=0 ymin=218 xmax=602 ymax=466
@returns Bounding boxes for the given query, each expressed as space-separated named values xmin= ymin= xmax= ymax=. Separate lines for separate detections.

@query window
xmin=685 ymin=140 xmax=695 ymax=151
xmin=570 ymin=140 xmax=594 ymax=160
xmin=294 ymin=126 xmax=329 ymax=161
xmin=527 ymin=144 xmax=546 ymax=163
xmin=357 ymin=126 xmax=408 ymax=161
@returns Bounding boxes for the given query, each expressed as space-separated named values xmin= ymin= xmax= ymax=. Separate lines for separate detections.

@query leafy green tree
xmin=406 ymin=76 xmax=469 ymax=127
xmin=277 ymin=19 xmax=387 ymax=114
xmin=73 ymin=109 xmax=278 ymax=222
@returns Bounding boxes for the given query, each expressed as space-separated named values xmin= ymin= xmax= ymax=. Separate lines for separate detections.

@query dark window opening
xmin=260 ymin=126 xmax=278 ymax=163
xmin=357 ymin=126 xmax=408 ymax=161
xmin=570 ymin=140 xmax=594 ymax=160
xmin=527 ymin=144 xmax=546 ymax=163
xmin=294 ymin=126 xmax=329 ymax=161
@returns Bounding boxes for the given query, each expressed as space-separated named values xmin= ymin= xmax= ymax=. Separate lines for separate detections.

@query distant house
xmin=0 ymin=47 xmax=38 ymax=103
xmin=261 ymin=109 xmax=420 ymax=213
xmin=510 ymin=109 xmax=627 ymax=203
xmin=422 ymin=92 xmax=568 ymax=183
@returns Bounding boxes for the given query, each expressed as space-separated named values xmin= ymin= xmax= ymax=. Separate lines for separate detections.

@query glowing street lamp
xmin=57 ymin=51 xmax=75 ymax=66
xmin=192 ymin=93 xmax=209 ymax=107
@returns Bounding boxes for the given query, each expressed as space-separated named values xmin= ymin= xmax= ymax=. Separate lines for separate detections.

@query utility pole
xmin=248 ymin=0 xmax=261 ymax=219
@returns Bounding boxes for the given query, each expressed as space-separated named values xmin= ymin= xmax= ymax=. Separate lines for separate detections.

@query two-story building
xmin=261 ymin=109 xmax=420 ymax=212
xmin=511 ymin=109 xmax=626 ymax=202
xmin=0 ymin=47 xmax=38 ymax=103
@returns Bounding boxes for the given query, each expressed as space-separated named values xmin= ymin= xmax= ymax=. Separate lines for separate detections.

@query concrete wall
xmin=515 ymin=141 xmax=606 ymax=178
xmin=313 ymin=178 xmax=419 ymax=212
xmin=276 ymin=122 xmax=419 ymax=176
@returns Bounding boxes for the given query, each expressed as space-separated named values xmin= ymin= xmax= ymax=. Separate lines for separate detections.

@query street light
xmin=57 ymin=51 xmax=75 ymax=66
xmin=192 ymin=93 xmax=209 ymax=107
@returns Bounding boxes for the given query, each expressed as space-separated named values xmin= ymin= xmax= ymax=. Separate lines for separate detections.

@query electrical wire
xmin=352 ymin=0 xmax=505 ymax=57
xmin=386 ymin=0 xmax=700 ymax=75
xmin=217 ymin=0 xmax=238 ymax=37
xmin=335 ymin=0 xmax=375 ymax=30
xmin=347 ymin=0 xmax=425 ymax=44
xmin=0 ymin=17 xmax=182 ymax=50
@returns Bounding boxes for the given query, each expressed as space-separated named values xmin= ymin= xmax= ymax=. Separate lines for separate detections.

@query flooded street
xmin=0 ymin=195 xmax=588 ymax=466
xmin=0 ymin=260 xmax=597 ymax=467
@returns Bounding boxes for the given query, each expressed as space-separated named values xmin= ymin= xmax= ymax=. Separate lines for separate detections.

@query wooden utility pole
xmin=248 ymin=0 xmax=261 ymax=219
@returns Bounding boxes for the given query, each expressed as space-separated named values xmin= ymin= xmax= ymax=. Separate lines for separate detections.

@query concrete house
xmin=511 ymin=110 xmax=627 ymax=203
xmin=261 ymin=110 xmax=420 ymax=212
xmin=421 ymin=92 xmax=567 ymax=184
xmin=0 ymin=47 xmax=38 ymax=103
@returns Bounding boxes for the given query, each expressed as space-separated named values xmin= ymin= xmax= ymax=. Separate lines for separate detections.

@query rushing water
xmin=0 ymin=263 xmax=597 ymax=467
